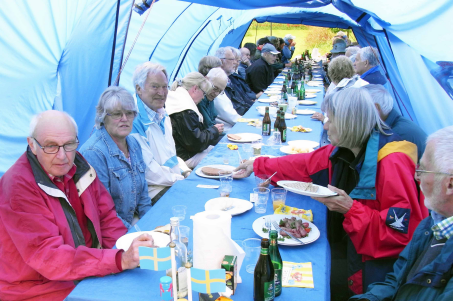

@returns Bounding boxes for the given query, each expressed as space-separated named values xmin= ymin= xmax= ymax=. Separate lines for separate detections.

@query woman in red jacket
xmin=235 ymin=87 xmax=428 ymax=300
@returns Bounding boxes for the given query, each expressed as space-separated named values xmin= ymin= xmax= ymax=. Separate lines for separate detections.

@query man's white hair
xmin=29 ymin=111 xmax=78 ymax=138
xmin=363 ymin=84 xmax=394 ymax=116
xmin=132 ymin=62 xmax=168 ymax=91
xmin=206 ymin=67 xmax=228 ymax=82
xmin=358 ymin=46 xmax=380 ymax=67
xmin=427 ymin=125 xmax=453 ymax=174
xmin=214 ymin=47 xmax=235 ymax=59
xmin=345 ymin=46 xmax=360 ymax=57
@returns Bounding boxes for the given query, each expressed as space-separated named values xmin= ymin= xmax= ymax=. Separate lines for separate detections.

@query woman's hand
xmin=311 ymin=112 xmax=325 ymax=122
xmin=311 ymin=185 xmax=353 ymax=214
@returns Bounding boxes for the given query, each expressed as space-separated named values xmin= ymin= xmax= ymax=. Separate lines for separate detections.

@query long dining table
xmin=67 ymin=68 xmax=329 ymax=301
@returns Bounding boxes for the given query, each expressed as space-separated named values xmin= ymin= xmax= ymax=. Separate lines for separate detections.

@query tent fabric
xmin=1 ymin=0 xmax=453 ymax=177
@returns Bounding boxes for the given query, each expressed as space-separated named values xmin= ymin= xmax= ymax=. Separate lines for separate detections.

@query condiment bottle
xmin=160 ymin=276 xmax=173 ymax=301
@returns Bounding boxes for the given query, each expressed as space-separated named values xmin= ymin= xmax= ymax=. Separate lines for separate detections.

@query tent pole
xmin=270 ymin=22 xmax=272 ymax=36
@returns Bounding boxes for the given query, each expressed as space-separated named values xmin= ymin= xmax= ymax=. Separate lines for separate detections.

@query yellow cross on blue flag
xmin=139 ymin=246 xmax=172 ymax=271
xmin=191 ymin=268 xmax=226 ymax=294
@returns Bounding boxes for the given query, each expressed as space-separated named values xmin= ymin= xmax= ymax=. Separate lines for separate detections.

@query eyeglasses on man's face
xmin=199 ymin=87 xmax=208 ymax=98
xmin=106 ymin=111 xmax=137 ymax=120
xmin=33 ymin=137 xmax=79 ymax=154
xmin=415 ymin=164 xmax=453 ymax=177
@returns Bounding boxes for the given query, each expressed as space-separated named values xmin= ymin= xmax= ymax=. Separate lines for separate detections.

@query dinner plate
xmin=280 ymin=145 xmax=314 ymax=155
xmin=307 ymin=83 xmax=323 ymax=87
xmin=195 ymin=164 xmax=237 ymax=179
xmin=257 ymin=98 xmax=275 ymax=103
xmin=227 ymin=133 xmax=262 ymax=143
xmin=116 ymin=231 xmax=170 ymax=251
xmin=205 ymin=197 xmax=253 ymax=216
xmin=266 ymin=91 xmax=281 ymax=96
xmin=288 ymin=140 xmax=319 ymax=149
xmin=305 ymin=89 xmax=321 ymax=93
xmin=252 ymin=214 xmax=320 ymax=246
xmin=313 ymin=75 xmax=322 ymax=77
xmin=304 ymin=94 xmax=316 ymax=99
xmin=296 ymin=109 xmax=316 ymax=115
xmin=277 ymin=180 xmax=338 ymax=197
xmin=252 ymin=155 xmax=277 ymax=159
xmin=299 ymin=100 xmax=317 ymax=105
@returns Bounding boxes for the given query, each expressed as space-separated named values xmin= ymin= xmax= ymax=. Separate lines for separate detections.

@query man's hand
xmin=290 ymin=42 xmax=296 ymax=47
xmin=121 ymin=234 xmax=155 ymax=270
xmin=214 ymin=123 xmax=224 ymax=133
xmin=233 ymin=159 xmax=254 ymax=179
xmin=242 ymin=56 xmax=251 ymax=66
xmin=256 ymin=92 xmax=263 ymax=99
xmin=311 ymin=185 xmax=353 ymax=214
xmin=311 ymin=113 xmax=325 ymax=122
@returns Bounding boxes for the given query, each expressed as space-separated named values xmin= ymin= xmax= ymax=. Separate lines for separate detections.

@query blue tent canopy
xmin=0 ymin=0 xmax=452 ymax=176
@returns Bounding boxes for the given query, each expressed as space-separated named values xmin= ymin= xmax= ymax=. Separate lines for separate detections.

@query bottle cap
xmin=170 ymin=217 xmax=180 ymax=226
xmin=160 ymin=276 xmax=172 ymax=290
xmin=269 ymin=230 xmax=278 ymax=238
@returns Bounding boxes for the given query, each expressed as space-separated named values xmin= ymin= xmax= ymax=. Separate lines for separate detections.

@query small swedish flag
xmin=139 ymin=246 xmax=172 ymax=271
xmin=191 ymin=268 xmax=226 ymax=294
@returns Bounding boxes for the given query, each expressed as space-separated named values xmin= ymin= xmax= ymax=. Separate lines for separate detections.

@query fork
xmin=265 ymin=218 xmax=272 ymax=238
xmin=272 ymin=221 xmax=305 ymax=245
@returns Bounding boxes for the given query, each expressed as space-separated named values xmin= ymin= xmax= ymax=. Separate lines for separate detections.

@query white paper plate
xmin=205 ymin=197 xmax=253 ymax=216
xmin=280 ymin=113 xmax=297 ymax=119
xmin=299 ymin=100 xmax=317 ymax=105
xmin=252 ymin=214 xmax=320 ymax=246
xmin=280 ymin=145 xmax=314 ymax=155
xmin=296 ymin=109 xmax=316 ymax=115
xmin=227 ymin=133 xmax=262 ymax=143
xmin=304 ymin=94 xmax=316 ymax=99
xmin=305 ymin=89 xmax=321 ymax=93
xmin=266 ymin=91 xmax=281 ymax=95
xmin=313 ymin=74 xmax=322 ymax=77
xmin=195 ymin=164 xmax=237 ymax=179
xmin=277 ymin=180 xmax=338 ymax=197
xmin=288 ymin=140 xmax=319 ymax=148
xmin=257 ymin=98 xmax=275 ymax=103
xmin=307 ymin=82 xmax=323 ymax=87
xmin=116 ymin=231 xmax=170 ymax=251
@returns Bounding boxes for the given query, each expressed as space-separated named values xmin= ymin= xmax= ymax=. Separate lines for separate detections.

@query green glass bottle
xmin=254 ymin=238 xmax=275 ymax=301
xmin=298 ymin=82 xmax=305 ymax=100
xmin=293 ymin=80 xmax=299 ymax=98
xmin=269 ymin=230 xmax=283 ymax=297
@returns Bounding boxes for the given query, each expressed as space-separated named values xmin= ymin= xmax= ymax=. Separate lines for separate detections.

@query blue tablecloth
xmin=67 ymin=74 xmax=329 ymax=301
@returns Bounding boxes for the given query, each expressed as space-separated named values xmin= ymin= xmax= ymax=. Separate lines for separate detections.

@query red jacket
xmin=254 ymin=138 xmax=428 ymax=293
xmin=0 ymin=149 xmax=127 ymax=300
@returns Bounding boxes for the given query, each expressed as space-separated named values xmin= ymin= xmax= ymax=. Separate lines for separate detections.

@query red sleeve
xmin=253 ymin=145 xmax=334 ymax=185
xmin=343 ymin=153 xmax=428 ymax=259
xmin=116 ymin=250 xmax=124 ymax=272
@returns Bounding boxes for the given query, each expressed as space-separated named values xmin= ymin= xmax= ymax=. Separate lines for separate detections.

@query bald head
xmin=30 ymin=110 xmax=78 ymax=139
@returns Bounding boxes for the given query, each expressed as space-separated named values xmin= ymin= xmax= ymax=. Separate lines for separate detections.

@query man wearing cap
xmin=330 ymin=38 xmax=347 ymax=59
xmin=246 ymin=43 xmax=279 ymax=94
xmin=282 ymin=34 xmax=296 ymax=64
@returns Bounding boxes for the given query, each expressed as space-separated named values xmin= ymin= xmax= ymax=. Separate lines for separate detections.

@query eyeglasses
xmin=199 ymin=87 xmax=208 ymax=98
xmin=415 ymin=164 xmax=453 ymax=177
xmin=212 ymin=85 xmax=225 ymax=95
xmin=33 ymin=137 xmax=79 ymax=154
xmin=106 ymin=111 xmax=137 ymax=120
xmin=221 ymin=57 xmax=241 ymax=62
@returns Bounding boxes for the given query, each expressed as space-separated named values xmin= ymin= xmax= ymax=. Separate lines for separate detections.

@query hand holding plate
xmin=311 ymin=184 xmax=353 ymax=214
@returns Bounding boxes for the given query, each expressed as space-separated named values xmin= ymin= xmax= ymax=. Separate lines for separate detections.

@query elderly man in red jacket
xmin=0 ymin=110 xmax=154 ymax=300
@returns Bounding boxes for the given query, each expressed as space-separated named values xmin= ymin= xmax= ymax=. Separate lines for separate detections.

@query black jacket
xmin=246 ymin=57 xmax=275 ymax=93
xmin=169 ymin=109 xmax=220 ymax=161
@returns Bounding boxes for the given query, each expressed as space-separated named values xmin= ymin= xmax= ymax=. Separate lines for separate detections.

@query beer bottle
xmin=262 ymin=107 xmax=271 ymax=136
xmin=279 ymin=112 xmax=287 ymax=143
xmin=281 ymin=84 xmax=288 ymax=102
xmin=253 ymin=238 xmax=275 ymax=301
xmin=269 ymin=230 xmax=283 ymax=297
xmin=293 ymin=80 xmax=299 ymax=97
xmin=298 ymin=82 xmax=305 ymax=100
xmin=274 ymin=110 xmax=281 ymax=132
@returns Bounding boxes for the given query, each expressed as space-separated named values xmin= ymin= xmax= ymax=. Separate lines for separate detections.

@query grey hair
xmin=358 ymin=46 xmax=380 ymax=67
xmin=328 ymin=56 xmax=355 ymax=84
xmin=214 ymin=47 xmax=226 ymax=59
xmin=29 ymin=111 xmax=78 ymax=138
xmin=345 ymin=46 xmax=360 ymax=57
xmin=426 ymin=125 xmax=453 ymax=174
xmin=322 ymin=87 xmax=388 ymax=149
xmin=362 ymin=84 xmax=394 ymax=116
xmin=206 ymin=67 xmax=228 ymax=82
xmin=95 ymin=86 xmax=137 ymax=129
xmin=133 ymin=62 xmax=168 ymax=91
xmin=231 ymin=47 xmax=241 ymax=59
xmin=198 ymin=56 xmax=222 ymax=76
xmin=170 ymin=72 xmax=212 ymax=93
xmin=349 ymin=54 xmax=357 ymax=63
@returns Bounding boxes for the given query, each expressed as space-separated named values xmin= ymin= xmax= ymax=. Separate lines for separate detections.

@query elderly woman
xmin=80 ymin=86 xmax=151 ymax=229
xmin=166 ymin=72 xmax=223 ymax=168
xmin=235 ymin=88 xmax=428 ymax=299
xmin=198 ymin=55 xmax=222 ymax=76
xmin=197 ymin=67 xmax=227 ymax=130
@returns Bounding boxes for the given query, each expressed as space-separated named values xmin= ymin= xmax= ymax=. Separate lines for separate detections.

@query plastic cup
xmin=253 ymin=187 xmax=270 ymax=214
xmin=242 ymin=143 xmax=253 ymax=160
xmin=279 ymin=103 xmax=288 ymax=113
xmin=219 ymin=183 xmax=232 ymax=197
xmin=222 ymin=153 xmax=229 ymax=164
xmin=242 ymin=238 xmax=261 ymax=273
xmin=172 ymin=205 xmax=187 ymax=221
xmin=255 ymin=174 xmax=270 ymax=188
xmin=272 ymin=188 xmax=287 ymax=211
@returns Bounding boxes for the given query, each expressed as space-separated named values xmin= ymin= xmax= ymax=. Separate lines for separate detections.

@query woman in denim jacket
xmin=80 ymin=86 xmax=152 ymax=229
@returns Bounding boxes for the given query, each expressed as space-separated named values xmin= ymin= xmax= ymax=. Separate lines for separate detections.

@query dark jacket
xmin=361 ymin=66 xmax=388 ymax=85
xmin=237 ymin=62 xmax=248 ymax=80
xmin=169 ymin=109 xmax=220 ymax=161
xmin=224 ymin=75 xmax=255 ymax=116
xmin=197 ymin=96 xmax=218 ymax=128
xmin=246 ymin=57 xmax=275 ymax=93
xmin=350 ymin=216 xmax=453 ymax=301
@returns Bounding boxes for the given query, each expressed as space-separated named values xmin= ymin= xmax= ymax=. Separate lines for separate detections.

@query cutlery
xmin=272 ymin=221 xmax=305 ymax=245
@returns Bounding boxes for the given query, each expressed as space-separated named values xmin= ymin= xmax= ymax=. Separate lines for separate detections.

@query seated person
xmin=364 ymin=84 xmax=428 ymax=161
xmin=246 ymin=43 xmax=279 ymax=94
xmin=215 ymin=47 xmax=256 ymax=115
xmin=354 ymin=46 xmax=387 ymax=85
xmin=197 ymin=67 xmax=227 ymax=131
xmin=243 ymin=42 xmax=257 ymax=64
xmin=131 ymin=62 xmax=189 ymax=205
xmin=330 ymin=38 xmax=347 ymax=60
xmin=0 ymin=110 xmax=154 ymax=300
xmin=235 ymin=88 xmax=428 ymax=299
xmin=166 ymin=72 xmax=223 ymax=168
xmin=237 ymin=47 xmax=252 ymax=80
xmin=254 ymin=37 xmax=270 ymax=61
xmin=198 ymin=55 xmax=222 ymax=76
xmin=350 ymin=126 xmax=453 ymax=301
xmin=80 ymin=86 xmax=152 ymax=228
xmin=282 ymin=34 xmax=296 ymax=64
xmin=345 ymin=46 xmax=360 ymax=58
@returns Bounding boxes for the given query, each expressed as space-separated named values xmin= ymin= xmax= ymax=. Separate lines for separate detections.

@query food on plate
xmin=278 ymin=217 xmax=312 ymax=238
xmin=290 ymin=125 xmax=312 ymax=132
xmin=274 ymin=205 xmax=313 ymax=222
xmin=289 ymin=146 xmax=313 ymax=154
xmin=285 ymin=181 xmax=319 ymax=193
xmin=154 ymin=224 xmax=171 ymax=234
xmin=227 ymin=144 xmax=238 ymax=150
xmin=227 ymin=134 xmax=242 ymax=140
xmin=201 ymin=167 xmax=226 ymax=176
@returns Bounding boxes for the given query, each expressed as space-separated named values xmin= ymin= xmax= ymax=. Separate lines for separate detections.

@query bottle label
xmin=263 ymin=281 xmax=275 ymax=301
xmin=274 ymin=269 xmax=282 ymax=295
xmin=282 ymin=129 xmax=287 ymax=142
xmin=260 ymin=248 xmax=269 ymax=255
xmin=262 ymin=124 xmax=270 ymax=136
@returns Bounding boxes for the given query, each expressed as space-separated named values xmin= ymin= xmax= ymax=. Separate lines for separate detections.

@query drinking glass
xmin=242 ymin=238 xmax=261 ymax=273
xmin=242 ymin=143 xmax=253 ymax=160
xmin=219 ymin=183 xmax=232 ymax=197
xmin=222 ymin=153 xmax=229 ymax=165
xmin=178 ymin=225 xmax=190 ymax=248
xmin=255 ymin=174 xmax=270 ymax=188
xmin=253 ymin=187 xmax=270 ymax=214
xmin=172 ymin=205 xmax=187 ymax=221
xmin=271 ymin=188 xmax=287 ymax=212
xmin=267 ymin=131 xmax=282 ymax=150
xmin=252 ymin=139 xmax=263 ymax=156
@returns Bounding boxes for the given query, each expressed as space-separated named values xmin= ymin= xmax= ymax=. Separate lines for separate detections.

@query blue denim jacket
xmin=79 ymin=127 xmax=152 ymax=229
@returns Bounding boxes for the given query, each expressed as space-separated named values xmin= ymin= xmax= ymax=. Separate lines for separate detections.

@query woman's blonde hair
xmin=170 ymin=72 xmax=212 ymax=94
xmin=328 ymin=56 xmax=355 ymax=84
